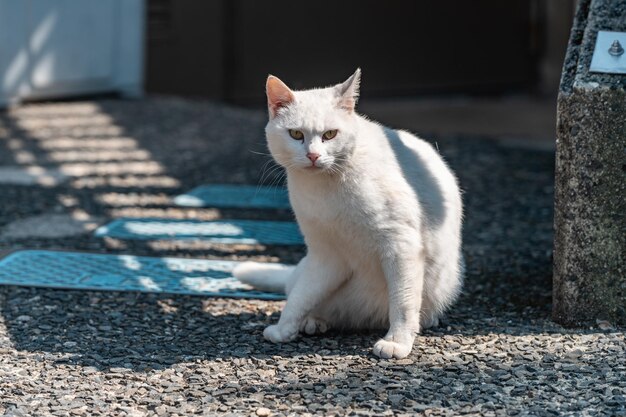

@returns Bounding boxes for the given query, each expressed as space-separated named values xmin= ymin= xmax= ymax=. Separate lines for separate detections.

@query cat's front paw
xmin=372 ymin=332 xmax=415 ymax=359
xmin=263 ymin=324 xmax=299 ymax=343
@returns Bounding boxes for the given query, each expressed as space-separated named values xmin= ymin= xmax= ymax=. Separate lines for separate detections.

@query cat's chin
xmin=301 ymin=165 xmax=331 ymax=174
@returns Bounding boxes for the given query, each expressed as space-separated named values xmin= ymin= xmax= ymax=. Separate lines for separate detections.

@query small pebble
xmin=596 ymin=320 xmax=614 ymax=331
xmin=256 ymin=407 xmax=271 ymax=416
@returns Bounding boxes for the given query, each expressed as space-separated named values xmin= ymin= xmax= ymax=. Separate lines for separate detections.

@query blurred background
xmin=1 ymin=0 xmax=576 ymax=147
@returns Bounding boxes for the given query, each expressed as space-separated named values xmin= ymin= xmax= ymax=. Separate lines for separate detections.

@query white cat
xmin=234 ymin=69 xmax=463 ymax=359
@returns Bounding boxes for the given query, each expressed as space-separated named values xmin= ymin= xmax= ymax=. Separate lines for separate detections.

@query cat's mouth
xmin=301 ymin=160 xmax=338 ymax=173
xmin=296 ymin=159 xmax=332 ymax=172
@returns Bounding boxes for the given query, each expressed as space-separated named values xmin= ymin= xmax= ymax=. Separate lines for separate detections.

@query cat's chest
xmin=288 ymin=172 xmax=420 ymax=238
xmin=289 ymin=185 xmax=345 ymax=222
xmin=291 ymin=191 xmax=383 ymax=263
xmin=288 ymin=179 xmax=373 ymax=233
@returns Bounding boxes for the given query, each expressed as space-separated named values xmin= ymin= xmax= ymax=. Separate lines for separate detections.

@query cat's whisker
xmin=266 ymin=168 xmax=287 ymax=194
xmin=257 ymin=154 xmax=289 ymax=184
xmin=249 ymin=150 xmax=274 ymax=157
xmin=259 ymin=159 xmax=278 ymax=179
xmin=257 ymin=158 xmax=278 ymax=187
xmin=258 ymin=164 xmax=284 ymax=189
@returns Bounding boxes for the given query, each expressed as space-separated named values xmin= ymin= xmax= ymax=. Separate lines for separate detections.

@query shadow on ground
xmin=0 ymin=283 xmax=569 ymax=373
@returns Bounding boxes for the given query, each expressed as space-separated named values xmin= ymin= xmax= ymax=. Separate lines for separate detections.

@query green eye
xmin=288 ymin=129 xmax=304 ymax=140
xmin=323 ymin=130 xmax=338 ymax=140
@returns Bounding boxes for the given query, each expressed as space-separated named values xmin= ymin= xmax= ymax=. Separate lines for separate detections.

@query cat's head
xmin=264 ymin=69 xmax=361 ymax=173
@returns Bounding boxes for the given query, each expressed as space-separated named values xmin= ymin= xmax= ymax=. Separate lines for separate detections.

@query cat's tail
xmin=232 ymin=262 xmax=294 ymax=294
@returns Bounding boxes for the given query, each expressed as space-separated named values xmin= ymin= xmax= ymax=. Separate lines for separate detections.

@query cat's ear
xmin=266 ymin=75 xmax=295 ymax=118
xmin=336 ymin=68 xmax=361 ymax=112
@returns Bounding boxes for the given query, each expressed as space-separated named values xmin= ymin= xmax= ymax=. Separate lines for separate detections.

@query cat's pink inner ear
xmin=266 ymin=76 xmax=295 ymax=117
xmin=337 ymin=68 xmax=361 ymax=113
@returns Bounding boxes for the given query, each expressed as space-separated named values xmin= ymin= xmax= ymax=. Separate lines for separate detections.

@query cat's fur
xmin=234 ymin=69 xmax=463 ymax=359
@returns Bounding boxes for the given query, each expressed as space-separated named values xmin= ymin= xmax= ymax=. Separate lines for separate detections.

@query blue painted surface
xmin=95 ymin=218 xmax=304 ymax=245
xmin=174 ymin=185 xmax=290 ymax=209
xmin=0 ymin=250 xmax=286 ymax=300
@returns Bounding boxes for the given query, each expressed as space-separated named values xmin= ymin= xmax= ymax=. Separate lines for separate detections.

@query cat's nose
xmin=306 ymin=152 xmax=320 ymax=163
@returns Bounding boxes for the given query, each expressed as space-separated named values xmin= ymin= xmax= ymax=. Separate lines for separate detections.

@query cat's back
xmin=359 ymin=118 xmax=462 ymax=230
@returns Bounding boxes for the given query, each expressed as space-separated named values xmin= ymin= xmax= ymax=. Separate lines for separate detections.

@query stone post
xmin=553 ymin=0 xmax=626 ymax=326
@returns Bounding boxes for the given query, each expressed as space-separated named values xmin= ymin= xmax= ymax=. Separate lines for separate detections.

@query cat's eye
xmin=323 ymin=130 xmax=338 ymax=141
xmin=288 ymin=129 xmax=304 ymax=140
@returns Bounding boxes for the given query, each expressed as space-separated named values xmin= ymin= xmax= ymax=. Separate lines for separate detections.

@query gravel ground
xmin=0 ymin=97 xmax=624 ymax=416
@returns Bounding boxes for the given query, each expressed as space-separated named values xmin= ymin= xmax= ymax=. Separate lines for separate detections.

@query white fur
xmin=234 ymin=69 xmax=463 ymax=359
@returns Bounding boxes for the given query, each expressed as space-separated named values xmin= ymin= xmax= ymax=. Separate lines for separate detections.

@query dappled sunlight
xmin=5 ymin=139 xmax=37 ymax=163
xmin=0 ymin=250 xmax=275 ymax=299
xmin=27 ymin=10 xmax=57 ymax=89
xmin=108 ymin=207 xmax=220 ymax=220
xmin=162 ymin=257 xmax=236 ymax=274
xmin=96 ymin=192 xmax=173 ymax=207
xmin=10 ymin=102 xmax=102 ymax=116
xmin=3 ymin=103 xmax=181 ymax=193
xmin=59 ymin=161 xmax=164 ymax=176
xmin=57 ymin=194 xmax=80 ymax=208
xmin=31 ymin=52 xmax=56 ymax=88
xmin=69 ymin=208 xmax=101 ymax=228
xmin=23 ymin=125 xmax=124 ymax=138
xmin=156 ymin=299 xmax=179 ymax=314
xmin=1 ymin=97 xmax=301 ymax=250
xmin=118 ymin=255 xmax=142 ymax=271
xmin=122 ymin=219 xmax=245 ymax=239
xmin=30 ymin=10 xmax=57 ymax=53
xmin=180 ymin=276 xmax=251 ymax=293
xmin=71 ymin=175 xmax=180 ymax=189
xmin=47 ymin=149 xmax=151 ymax=162
xmin=6 ymin=139 xmax=23 ymax=150
xmin=0 ymin=211 xmax=100 ymax=239
xmin=2 ymin=49 xmax=28 ymax=93
xmin=36 ymin=137 xmax=138 ymax=150
xmin=0 ymin=165 xmax=67 ymax=186
xmin=14 ymin=114 xmax=114 ymax=129
xmin=0 ymin=101 xmax=211 ymax=253
xmin=13 ymin=149 xmax=36 ymax=164
xmin=137 ymin=276 xmax=162 ymax=292
xmin=24 ymin=165 xmax=67 ymax=186
xmin=94 ymin=217 xmax=302 ymax=245
xmin=101 ymin=237 xmax=128 ymax=250
xmin=147 ymin=239 xmax=269 ymax=254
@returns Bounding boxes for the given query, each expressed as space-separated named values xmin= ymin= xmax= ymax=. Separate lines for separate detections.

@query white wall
xmin=0 ymin=0 xmax=144 ymax=107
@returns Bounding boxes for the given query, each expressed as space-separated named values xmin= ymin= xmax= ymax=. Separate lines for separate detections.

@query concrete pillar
xmin=553 ymin=0 xmax=626 ymax=325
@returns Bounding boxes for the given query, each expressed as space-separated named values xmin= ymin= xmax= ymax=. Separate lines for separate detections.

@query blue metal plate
xmin=174 ymin=185 xmax=290 ymax=209
xmin=0 ymin=250 xmax=286 ymax=300
xmin=95 ymin=218 xmax=304 ymax=245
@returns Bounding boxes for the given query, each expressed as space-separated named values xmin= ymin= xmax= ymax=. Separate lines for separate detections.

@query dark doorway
xmin=146 ymin=0 xmax=545 ymax=104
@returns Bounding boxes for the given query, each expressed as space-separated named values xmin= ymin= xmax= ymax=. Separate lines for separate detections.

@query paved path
xmin=0 ymin=98 xmax=623 ymax=416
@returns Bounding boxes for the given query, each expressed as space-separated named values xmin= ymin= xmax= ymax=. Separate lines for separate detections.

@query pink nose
xmin=306 ymin=152 xmax=320 ymax=163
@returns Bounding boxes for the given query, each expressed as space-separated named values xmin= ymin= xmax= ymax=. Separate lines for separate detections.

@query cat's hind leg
xmin=419 ymin=295 xmax=441 ymax=330
xmin=419 ymin=252 xmax=463 ymax=331
xmin=419 ymin=309 xmax=440 ymax=330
